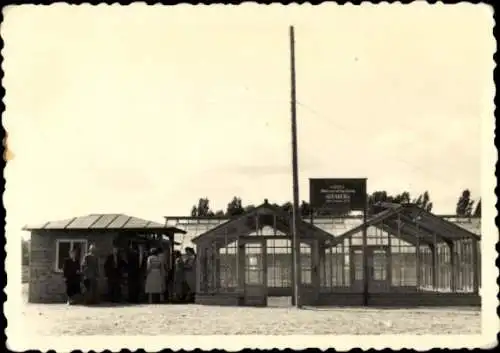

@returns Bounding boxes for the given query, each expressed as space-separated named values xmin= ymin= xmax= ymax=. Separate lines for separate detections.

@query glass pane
xmin=72 ymin=241 xmax=87 ymax=265
xmin=245 ymin=270 xmax=263 ymax=284
xmin=266 ymin=238 xmax=292 ymax=287
xmin=57 ymin=241 xmax=71 ymax=270
xmin=245 ymin=243 xmax=264 ymax=284
xmin=300 ymin=243 xmax=312 ymax=284
xmin=219 ymin=241 xmax=238 ymax=289
xmin=301 ymin=269 xmax=312 ymax=284
xmin=353 ymin=249 xmax=363 ymax=280
xmin=372 ymin=250 xmax=387 ymax=280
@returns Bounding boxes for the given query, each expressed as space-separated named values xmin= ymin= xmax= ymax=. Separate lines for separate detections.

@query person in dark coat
xmin=104 ymin=245 xmax=125 ymax=303
xmin=126 ymin=243 xmax=141 ymax=303
xmin=183 ymin=247 xmax=197 ymax=303
xmin=158 ymin=240 xmax=171 ymax=302
xmin=137 ymin=244 xmax=148 ymax=302
xmin=63 ymin=248 xmax=81 ymax=305
xmin=172 ymin=250 xmax=186 ymax=301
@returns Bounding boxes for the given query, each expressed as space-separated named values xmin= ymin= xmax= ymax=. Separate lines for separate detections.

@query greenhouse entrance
xmin=350 ymin=245 xmax=391 ymax=293
xmin=239 ymin=236 xmax=321 ymax=306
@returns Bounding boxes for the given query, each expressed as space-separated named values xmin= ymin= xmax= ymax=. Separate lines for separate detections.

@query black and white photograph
xmin=2 ymin=2 xmax=497 ymax=351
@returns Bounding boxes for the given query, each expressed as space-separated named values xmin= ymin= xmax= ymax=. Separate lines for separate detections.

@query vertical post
xmin=471 ymin=238 xmax=479 ymax=294
xmin=213 ymin=241 xmax=220 ymax=292
xmin=238 ymin=241 xmax=245 ymax=301
xmin=397 ymin=212 xmax=402 ymax=287
xmin=449 ymin=242 xmax=456 ymax=292
xmin=196 ymin=245 xmax=203 ymax=295
xmin=362 ymin=185 xmax=368 ymax=306
xmin=432 ymin=233 xmax=437 ymax=289
xmin=290 ymin=217 xmax=296 ymax=305
xmin=223 ymin=228 xmax=228 ymax=291
xmin=349 ymin=236 xmax=354 ymax=287
xmin=341 ymin=241 xmax=346 ymax=286
xmin=289 ymin=25 xmax=302 ymax=308
xmin=416 ymin=223 xmax=421 ymax=291
xmin=169 ymin=233 xmax=175 ymax=300
xmin=386 ymin=223 xmax=392 ymax=287
xmin=262 ymin=238 xmax=268 ymax=305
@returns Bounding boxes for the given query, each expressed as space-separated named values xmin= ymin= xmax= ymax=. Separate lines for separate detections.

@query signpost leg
xmin=362 ymin=202 xmax=369 ymax=306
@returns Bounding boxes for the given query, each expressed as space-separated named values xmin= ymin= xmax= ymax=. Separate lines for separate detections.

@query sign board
xmin=309 ymin=178 xmax=367 ymax=211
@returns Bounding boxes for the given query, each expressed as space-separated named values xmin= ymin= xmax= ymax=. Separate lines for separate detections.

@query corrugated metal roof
xmin=122 ymin=216 xmax=149 ymax=229
xmin=45 ymin=217 xmax=77 ymax=229
xmin=106 ymin=214 xmax=130 ymax=229
xmin=23 ymin=213 xmax=169 ymax=231
xmin=91 ymin=214 xmax=121 ymax=228
xmin=68 ymin=214 xmax=102 ymax=228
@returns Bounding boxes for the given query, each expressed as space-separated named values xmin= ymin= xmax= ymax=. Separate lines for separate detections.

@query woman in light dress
xmin=145 ymin=248 xmax=165 ymax=304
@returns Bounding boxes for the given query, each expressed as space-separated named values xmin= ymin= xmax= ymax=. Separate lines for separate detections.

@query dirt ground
xmin=19 ymin=285 xmax=480 ymax=335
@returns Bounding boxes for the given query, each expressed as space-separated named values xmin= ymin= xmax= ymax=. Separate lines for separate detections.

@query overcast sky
xmin=2 ymin=3 xmax=494 ymax=238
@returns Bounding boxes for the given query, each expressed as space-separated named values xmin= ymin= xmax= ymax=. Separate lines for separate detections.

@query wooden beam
xmin=237 ymin=241 xmax=245 ymax=293
xmin=341 ymin=241 xmax=346 ymax=286
xmin=449 ymin=242 xmax=456 ymax=292
xmin=431 ymin=233 xmax=438 ymax=288
xmin=396 ymin=214 xmax=448 ymax=244
xmin=382 ymin=221 xmax=432 ymax=246
xmin=404 ymin=206 xmax=480 ymax=241
xmin=471 ymin=238 xmax=479 ymax=294
xmin=386 ymin=222 xmax=392 ymax=287
xmin=416 ymin=224 xmax=421 ymax=289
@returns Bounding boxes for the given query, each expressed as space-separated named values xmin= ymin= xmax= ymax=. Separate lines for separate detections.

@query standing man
xmin=126 ymin=242 xmax=141 ymax=303
xmin=63 ymin=248 xmax=82 ymax=305
xmin=183 ymin=247 xmax=197 ymax=303
xmin=158 ymin=239 xmax=171 ymax=302
xmin=104 ymin=244 xmax=125 ymax=303
xmin=137 ymin=243 xmax=148 ymax=302
xmin=82 ymin=243 xmax=100 ymax=305
xmin=172 ymin=250 xmax=186 ymax=302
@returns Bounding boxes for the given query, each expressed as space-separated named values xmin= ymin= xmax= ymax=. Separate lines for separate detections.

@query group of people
xmin=62 ymin=240 xmax=197 ymax=305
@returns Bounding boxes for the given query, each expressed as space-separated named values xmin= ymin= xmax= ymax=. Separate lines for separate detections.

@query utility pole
xmin=289 ymin=25 xmax=302 ymax=309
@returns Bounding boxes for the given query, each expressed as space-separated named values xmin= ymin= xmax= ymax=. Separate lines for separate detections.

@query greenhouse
xmin=166 ymin=201 xmax=481 ymax=307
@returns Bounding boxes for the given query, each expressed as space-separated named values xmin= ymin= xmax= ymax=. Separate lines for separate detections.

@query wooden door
xmin=350 ymin=246 xmax=391 ymax=293
xmin=367 ymin=246 xmax=391 ymax=293
xmin=299 ymin=240 xmax=320 ymax=305
xmin=239 ymin=238 xmax=267 ymax=306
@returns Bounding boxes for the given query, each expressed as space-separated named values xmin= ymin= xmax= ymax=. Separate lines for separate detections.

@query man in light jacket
xmin=82 ymin=244 xmax=100 ymax=305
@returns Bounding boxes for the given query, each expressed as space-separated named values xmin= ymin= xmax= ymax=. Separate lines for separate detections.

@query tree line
xmin=189 ymin=189 xmax=481 ymax=218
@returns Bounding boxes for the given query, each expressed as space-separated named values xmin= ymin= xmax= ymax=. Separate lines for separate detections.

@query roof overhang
xmin=24 ymin=226 xmax=187 ymax=235
xmin=329 ymin=203 xmax=480 ymax=246
xmin=190 ymin=202 xmax=336 ymax=244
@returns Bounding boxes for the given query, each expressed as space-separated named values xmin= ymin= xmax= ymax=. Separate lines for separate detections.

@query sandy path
xmin=18 ymin=284 xmax=480 ymax=335
xmin=20 ymin=302 xmax=480 ymax=335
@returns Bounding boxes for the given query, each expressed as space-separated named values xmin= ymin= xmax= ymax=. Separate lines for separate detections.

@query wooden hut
xmin=23 ymin=213 xmax=186 ymax=303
